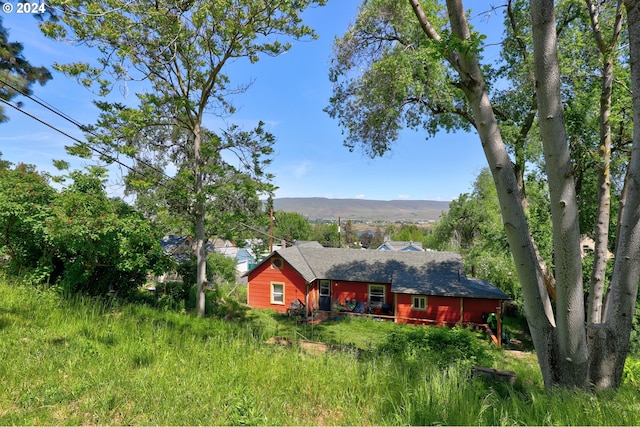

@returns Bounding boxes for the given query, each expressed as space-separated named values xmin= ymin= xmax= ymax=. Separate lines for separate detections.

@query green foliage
xmin=42 ymin=169 xmax=169 ymax=297
xmin=326 ymin=0 xmax=474 ymax=157
xmin=273 ymin=211 xmax=312 ymax=243
xmin=206 ymin=251 xmax=238 ymax=284
xmin=1 ymin=280 xmax=640 ymax=425
xmin=390 ymin=223 xmax=427 ymax=245
xmin=0 ymin=161 xmax=55 ymax=274
xmin=310 ymin=222 xmax=339 ymax=247
xmin=156 ymin=281 xmax=191 ymax=312
xmin=0 ymin=18 xmax=52 ymax=122
xmin=623 ymin=357 xmax=640 ymax=387
xmin=377 ymin=325 xmax=491 ymax=368
xmin=0 ymin=161 xmax=170 ymax=298
xmin=175 ymin=252 xmax=237 ymax=290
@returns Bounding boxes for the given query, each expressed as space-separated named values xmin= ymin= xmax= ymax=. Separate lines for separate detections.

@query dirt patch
xmin=505 ymin=349 xmax=535 ymax=360
xmin=266 ymin=336 xmax=361 ymax=358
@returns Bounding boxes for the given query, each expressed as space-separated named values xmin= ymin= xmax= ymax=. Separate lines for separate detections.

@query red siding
xmin=331 ymin=281 xmax=392 ymax=312
xmin=395 ymin=294 xmax=435 ymax=324
xmin=247 ymin=257 xmax=307 ymax=313
xmin=462 ymin=298 xmax=501 ymax=323
xmin=332 ymin=281 xmax=370 ymax=306
xmin=427 ymin=296 xmax=460 ymax=325
xmin=396 ymin=295 xmax=503 ymax=326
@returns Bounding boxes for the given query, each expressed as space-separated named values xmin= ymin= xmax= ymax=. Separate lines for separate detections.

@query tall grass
xmin=1 ymin=278 xmax=639 ymax=425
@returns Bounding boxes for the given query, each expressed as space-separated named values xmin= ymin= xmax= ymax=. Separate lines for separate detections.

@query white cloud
xmin=397 ymin=194 xmax=412 ymax=200
xmin=355 ymin=194 xmax=365 ymax=199
xmin=0 ymin=132 xmax=52 ymax=142
xmin=293 ymin=161 xmax=311 ymax=178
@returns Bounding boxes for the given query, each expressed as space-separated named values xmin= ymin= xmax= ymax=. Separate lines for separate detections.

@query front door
xmin=319 ymin=280 xmax=331 ymax=311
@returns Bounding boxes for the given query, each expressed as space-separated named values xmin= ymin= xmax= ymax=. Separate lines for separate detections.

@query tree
xmin=342 ymin=219 xmax=357 ymax=247
xmin=0 ymin=158 xmax=55 ymax=276
xmin=392 ymin=223 xmax=427 ymax=245
xmin=43 ymin=167 xmax=169 ymax=297
xmin=273 ymin=211 xmax=312 ymax=243
xmin=206 ymin=252 xmax=238 ymax=285
xmin=0 ymin=157 xmax=168 ymax=296
xmin=0 ymin=16 xmax=52 ymax=122
xmin=42 ymin=0 xmax=325 ymax=316
xmin=310 ymin=222 xmax=339 ymax=247
xmin=328 ymin=0 xmax=638 ymax=389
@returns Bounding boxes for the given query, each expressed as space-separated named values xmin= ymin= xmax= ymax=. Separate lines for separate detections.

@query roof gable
xmin=376 ymin=240 xmax=424 ymax=251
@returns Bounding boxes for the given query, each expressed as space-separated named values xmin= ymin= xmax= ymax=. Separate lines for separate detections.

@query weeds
xmin=1 ymin=279 xmax=639 ymax=425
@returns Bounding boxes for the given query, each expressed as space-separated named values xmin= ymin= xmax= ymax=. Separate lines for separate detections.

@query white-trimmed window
xmin=271 ymin=258 xmax=283 ymax=270
xmin=271 ymin=282 xmax=284 ymax=304
xmin=319 ymin=280 xmax=331 ymax=297
xmin=412 ymin=296 xmax=427 ymax=311
xmin=368 ymin=284 xmax=386 ymax=307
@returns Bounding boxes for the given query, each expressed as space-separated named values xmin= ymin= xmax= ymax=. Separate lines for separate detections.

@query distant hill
xmin=273 ymin=197 xmax=450 ymax=222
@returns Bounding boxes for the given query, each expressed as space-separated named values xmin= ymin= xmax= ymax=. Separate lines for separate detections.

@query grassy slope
xmin=1 ymin=279 xmax=639 ymax=425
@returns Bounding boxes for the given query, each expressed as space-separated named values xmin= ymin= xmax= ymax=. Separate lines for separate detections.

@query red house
xmin=246 ymin=246 xmax=510 ymax=326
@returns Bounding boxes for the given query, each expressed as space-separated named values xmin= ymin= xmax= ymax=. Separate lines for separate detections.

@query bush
xmin=377 ymin=325 xmax=491 ymax=368
xmin=1 ymin=166 xmax=169 ymax=298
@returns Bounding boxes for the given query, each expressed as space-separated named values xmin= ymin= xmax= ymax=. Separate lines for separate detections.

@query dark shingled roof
xmin=267 ymin=246 xmax=509 ymax=300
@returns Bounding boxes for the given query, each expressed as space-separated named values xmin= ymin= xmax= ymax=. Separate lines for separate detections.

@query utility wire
xmin=0 ymin=76 xmax=172 ymax=182
xmin=0 ymin=80 xmax=291 ymax=245
xmin=0 ymin=96 xmax=144 ymax=177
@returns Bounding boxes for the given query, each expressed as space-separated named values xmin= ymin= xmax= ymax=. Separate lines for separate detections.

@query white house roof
xmin=376 ymin=240 xmax=424 ymax=251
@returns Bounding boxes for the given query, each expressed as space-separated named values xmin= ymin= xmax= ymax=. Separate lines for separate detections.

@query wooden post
xmin=496 ymin=304 xmax=502 ymax=347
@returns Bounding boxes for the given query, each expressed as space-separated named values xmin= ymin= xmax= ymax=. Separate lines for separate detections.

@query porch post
xmin=496 ymin=303 xmax=502 ymax=347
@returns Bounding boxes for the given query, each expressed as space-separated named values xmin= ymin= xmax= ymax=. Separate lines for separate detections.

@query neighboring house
xmin=246 ymin=246 xmax=509 ymax=326
xmin=580 ymin=235 xmax=614 ymax=259
xmin=214 ymin=244 xmax=257 ymax=275
xmin=376 ymin=240 xmax=424 ymax=251
xmin=156 ymin=235 xmax=193 ymax=283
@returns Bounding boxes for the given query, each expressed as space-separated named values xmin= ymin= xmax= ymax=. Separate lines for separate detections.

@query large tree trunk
xmin=585 ymin=0 xmax=624 ymax=325
xmin=194 ymin=122 xmax=207 ymax=317
xmin=410 ymin=0 xmax=640 ymax=389
xmin=587 ymin=0 xmax=640 ymax=389
xmin=435 ymin=0 xmax=560 ymax=387
xmin=530 ymin=0 xmax=588 ymax=387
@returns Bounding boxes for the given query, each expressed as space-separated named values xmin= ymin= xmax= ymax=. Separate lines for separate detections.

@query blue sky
xmin=0 ymin=1 xmax=499 ymax=202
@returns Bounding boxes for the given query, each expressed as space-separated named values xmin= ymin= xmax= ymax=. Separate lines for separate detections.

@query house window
xmin=368 ymin=284 xmax=385 ymax=307
xmin=412 ymin=296 xmax=427 ymax=311
xmin=319 ymin=280 xmax=331 ymax=297
xmin=271 ymin=282 xmax=284 ymax=305
xmin=271 ymin=258 xmax=283 ymax=270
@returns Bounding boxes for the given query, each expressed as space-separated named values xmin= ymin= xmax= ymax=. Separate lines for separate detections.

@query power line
xmin=0 ymin=96 xmax=143 ymax=176
xmin=0 ymin=80 xmax=289 ymax=245
xmin=0 ymin=76 xmax=173 ymax=182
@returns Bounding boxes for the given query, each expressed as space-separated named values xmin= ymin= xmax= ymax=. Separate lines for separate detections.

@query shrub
xmin=377 ymin=325 xmax=491 ymax=368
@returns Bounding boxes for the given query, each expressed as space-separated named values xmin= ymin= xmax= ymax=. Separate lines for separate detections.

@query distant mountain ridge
xmin=273 ymin=197 xmax=450 ymax=222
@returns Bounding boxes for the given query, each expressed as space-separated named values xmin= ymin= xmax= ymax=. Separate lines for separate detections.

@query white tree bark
xmin=588 ymin=0 xmax=640 ymax=389
xmin=194 ymin=122 xmax=207 ymax=318
xmin=585 ymin=0 xmax=624 ymax=325
xmin=530 ymin=0 xmax=588 ymax=387
xmin=427 ymin=0 xmax=559 ymax=386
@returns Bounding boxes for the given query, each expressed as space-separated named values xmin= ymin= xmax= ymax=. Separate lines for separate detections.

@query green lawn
xmin=1 ymin=278 xmax=639 ymax=425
